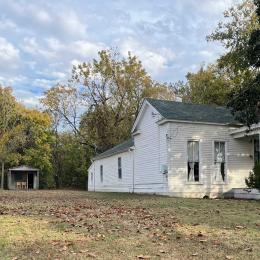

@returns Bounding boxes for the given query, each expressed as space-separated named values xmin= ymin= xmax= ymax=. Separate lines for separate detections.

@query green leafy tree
xmin=0 ymin=86 xmax=54 ymax=189
xmin=179 ymin=65 xmax=231 ymax=106
xmin=52 ymin=133 xmax=89 ymax=189
xmin=20 ymin=108 xmax=54 ymax=188
xmin=225 ymin=0 xmax=260 ymax=127
xmin=207 ymin=0 xmax=259 ymax=81
xmin=0 ymin=87 xmax=22 ymax=189
xmin=246 ymin=163 xmax=260 ymax=189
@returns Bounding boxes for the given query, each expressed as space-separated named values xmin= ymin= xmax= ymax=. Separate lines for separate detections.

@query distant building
xmin=8 ymin=165 xmax=39 ymax=190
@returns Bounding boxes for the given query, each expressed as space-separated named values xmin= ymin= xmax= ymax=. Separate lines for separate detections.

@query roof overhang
xmin=157 ymin=118 xmax=239 ymax=127
xmin=9 ymin=165 xmax=39 ymax=172
xmin=92 ymin=146 xmax=134 ymax=161
xmin=131 ymin=99 xmax=163 ymax=133
xmin=230 ymin=123 xmax=260 ymax=139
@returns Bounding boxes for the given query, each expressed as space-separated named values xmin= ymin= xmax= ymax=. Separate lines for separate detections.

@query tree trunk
xmin=1 ymin=161 xmax=4 ymax=189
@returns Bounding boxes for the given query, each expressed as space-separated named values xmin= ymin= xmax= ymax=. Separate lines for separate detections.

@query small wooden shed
xmin=8 ymin=165 xmax=39 ymax=190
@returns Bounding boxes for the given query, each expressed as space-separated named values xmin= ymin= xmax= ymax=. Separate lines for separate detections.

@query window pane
xmin=214 ymin=142 xmax=219 ymax=162
xmin=187 ymin=162 xmax=192 ymax=181
xmin=188 ymin=141 xmax=199 ymax=162
xmin=194 ymin=162 xmax=199 ymax=181
xmin=221 ymin=162 xmax=225 ymax=181
xmin=100 ymin=165 xmax=103 ymax=182
xmin=220 ymin=142 xmax=225 ymax=162
xmin=215 ymin=142 xmax=225 ymax=163
xmin=118 ymin=157 xmax=122 ymax=179
xmin=214 ymin=142 xmax=226 ymax=182
xmin=187 ymin=141 xmax=199 ymax=182
xmin=193 ymin=142 xmax=199 ymax=162
xmin=187 ymin=141 xmax=193 ymax=161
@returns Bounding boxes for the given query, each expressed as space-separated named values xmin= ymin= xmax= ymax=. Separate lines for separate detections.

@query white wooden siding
xmin=88 ymin=150 xmax=133 ymax=192
xmin=133 ymin=103 xmax=168 ymax=193
xmin=166 ymin=122 xmax=253 ymax=198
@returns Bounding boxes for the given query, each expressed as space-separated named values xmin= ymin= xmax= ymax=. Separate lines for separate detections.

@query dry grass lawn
xmin=0 ymin=190 xmax=259 ymax=260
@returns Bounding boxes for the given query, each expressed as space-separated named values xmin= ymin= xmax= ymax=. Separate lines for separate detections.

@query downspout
xmin=93 ymin=160 xmax=96 ymax=192
xmin=258 ymin=132 xmax=260 ymax=164
xmin=130 ymin=147 xmax=135 ymax=193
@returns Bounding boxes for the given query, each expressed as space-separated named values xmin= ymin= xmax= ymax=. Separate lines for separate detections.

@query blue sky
xmin=0 ymin=0 xmax=239 ymax=107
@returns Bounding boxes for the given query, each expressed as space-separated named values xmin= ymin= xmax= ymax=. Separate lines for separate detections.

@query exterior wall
xmin=166 ymin=122 xmax=254 ymax=198
xmin=87 ymin=102 xmax=254 ymax=198
xmin=133 ymin=104 xmax=169 ymax=193
xmin=88 ymin=150 xmax=133 ymax=192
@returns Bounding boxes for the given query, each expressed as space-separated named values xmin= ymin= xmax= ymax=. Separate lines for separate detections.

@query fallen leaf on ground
xmin=87 ymin=252 xmax=97 ymax=258
xmin=137 ymin=255 xmax=151 ymax=259
xmin=80 ymin=249 xmax=89 ymax=253
xmin=235 ymin=225 xmax=245 ymax=229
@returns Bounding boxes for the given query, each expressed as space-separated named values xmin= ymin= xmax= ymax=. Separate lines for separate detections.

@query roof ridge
xmin=145 ymin=98 xmax=228 ymax=109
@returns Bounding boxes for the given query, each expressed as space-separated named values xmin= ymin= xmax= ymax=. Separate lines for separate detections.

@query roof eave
xmin=93 ymin=146 xmax=134 ymax=161
xmin=157 ymin=118 xmax=239 ymax=126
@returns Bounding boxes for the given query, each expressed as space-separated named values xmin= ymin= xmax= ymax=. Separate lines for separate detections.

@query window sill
xmin=212 ymin=181 xmax=227 ymax=185
xmin=185 ymin=181 xmax=203 ymax=185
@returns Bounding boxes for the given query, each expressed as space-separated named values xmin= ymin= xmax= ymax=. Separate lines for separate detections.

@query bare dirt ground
xmin=0 ymin=190 xmax=259 ymax=259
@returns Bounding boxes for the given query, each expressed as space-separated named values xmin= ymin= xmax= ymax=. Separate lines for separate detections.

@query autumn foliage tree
xmin=42 ymin=50 xmax=175 ymax=153
xmin=0 ymin=86 xmax=53 ymax=188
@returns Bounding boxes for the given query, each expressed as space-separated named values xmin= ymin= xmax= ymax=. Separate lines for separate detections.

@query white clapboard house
xmin=88 ymin=98 xmax=259 ymax=198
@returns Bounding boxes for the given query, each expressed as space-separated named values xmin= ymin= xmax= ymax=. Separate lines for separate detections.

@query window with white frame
xmin=187 ymin=141 xmax=200 ymax=182
xmin=214 ymin=141 xmax=226 ymax=182
xmin=118 ymin=157 xmax=122 ymax=179
xmin=100 ymin=165 xmax=103 ymax=182
xmin=91 ymin=172 xmax=93 ymax=183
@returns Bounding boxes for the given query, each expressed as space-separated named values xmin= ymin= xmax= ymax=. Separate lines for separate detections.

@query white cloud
xmin=0 ymin=0 xmax=240 ymax=106
xmin=120 ymin=38 xmax=175 ymax=75
xmin=32 ymin=78 xmax=58 ymax=90
xmin=21 ymin=96 xmax=41 ymax=107
xmin=72 ymin=40 xmax=106 ymax=58
xmin=0 ymin=37 xmax=20 ymax=69
xmin=22 ymin=37 xmax=56 ymax=59
xmin=0 ymin=75 xmax=27 ymax=87
xmin=0 ymin=18 xmax=17 ymax=31
xmin=196 ymin=0 xmax=238 ymax=14
xmin=34 ymin=10 xmax=52 ymax=24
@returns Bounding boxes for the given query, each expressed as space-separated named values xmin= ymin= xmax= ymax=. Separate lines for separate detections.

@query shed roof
xmin=93 ymin=138 xmax=134 ymax=160
xmin=146 ymin=98 xmax=237 ymax=125
xmin=9 ymin=165 xmax=39 ymax=171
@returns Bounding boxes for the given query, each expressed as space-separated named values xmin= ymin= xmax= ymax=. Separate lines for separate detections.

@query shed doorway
xmin=28 ymin=173 xmax=34 ymax=189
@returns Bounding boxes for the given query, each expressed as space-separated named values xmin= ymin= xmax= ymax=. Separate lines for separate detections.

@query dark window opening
xmin=118 ymin=157 xmax=122 ymax=179
xmin=100 ymin=165 xmax=103 ymax=182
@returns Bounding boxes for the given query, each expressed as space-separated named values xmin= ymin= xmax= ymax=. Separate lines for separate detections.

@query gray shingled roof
xmin=93 ymin=138 xmax=134 ymax=160
xmin=147 ymin=98 xmax=237 ymax=125
xmin=93 ymin=99 xmax=238 ymax=161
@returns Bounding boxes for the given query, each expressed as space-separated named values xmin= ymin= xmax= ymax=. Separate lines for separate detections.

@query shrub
xmin=245 ymin=163 xmax=260 ymax=190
